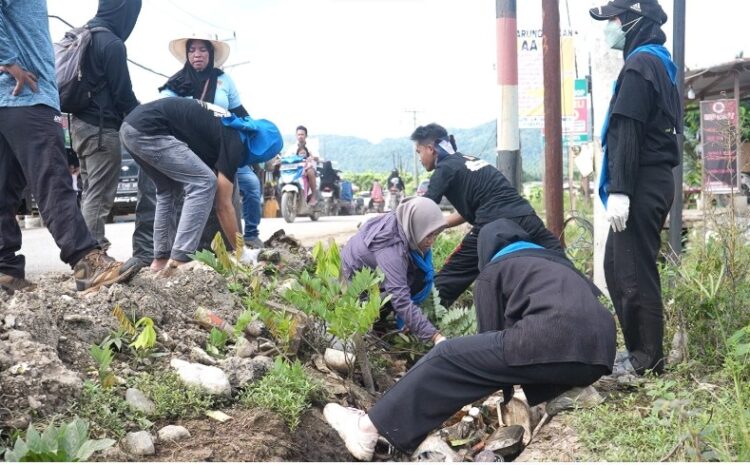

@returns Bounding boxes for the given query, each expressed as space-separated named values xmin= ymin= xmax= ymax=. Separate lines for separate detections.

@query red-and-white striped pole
xmin=496 ymin=0 xmax=522 ymax=191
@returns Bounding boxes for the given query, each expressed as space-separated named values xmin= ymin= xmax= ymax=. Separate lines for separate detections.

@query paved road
xmin=19 ymin=214 xmax=371 ymax=278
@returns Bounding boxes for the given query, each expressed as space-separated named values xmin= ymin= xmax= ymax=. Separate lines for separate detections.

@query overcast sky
xmin=46 ymin=0 xmax=750 ymax=142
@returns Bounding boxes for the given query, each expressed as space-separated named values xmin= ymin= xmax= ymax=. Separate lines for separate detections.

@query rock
xmin=3 ymin=314 xmax=16 ymax=329
xmin=190 ymin=347 xmax=217 ymax=366
xmin=27 ymin=396 xmax=42 ymax=410
xmin=468 ymin=407 xmax=481 ymax=418
xmin=157 ymin=425 xmax=191 ymax=442
xmin=234 ymin=337 xmax=257 ymax=358
xmin=121 ymin=431 xmax=155 ymax=456
xmin=244 ymin=320 xmax=266 ymax=338
xmin=485 ymin=425 xmax=525 ymax=457
xmin=170 ymin=358 xmax=231 ymax=396
xmin=218 ymin=356 xmax=271 ymax=389
xmin=412 ymin=433 xmax=460 ymax=462
xmin=125 ymin=388 xmax=156 ymax=415
xmin=324 ymin=348 xmax=356 ymax=374
xmin=475 ymin=449 xmax=503 ymax=462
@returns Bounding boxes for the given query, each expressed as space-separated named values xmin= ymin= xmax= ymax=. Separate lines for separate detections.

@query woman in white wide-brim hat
xmin=158 ymin=33 xmax=247 ymax=116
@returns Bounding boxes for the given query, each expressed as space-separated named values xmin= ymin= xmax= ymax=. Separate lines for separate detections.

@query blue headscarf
xmin=598 ymin=44 xmax=677 ymax=206
xmin=221 ymin=114 xmax=283 ymax=166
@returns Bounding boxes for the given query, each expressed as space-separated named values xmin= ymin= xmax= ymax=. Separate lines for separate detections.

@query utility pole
xmin=405 ymin=109 xmax=421 ymax=193
xmin=542 ymin=0 xmax=564 ymax=239
xmin=495 ymin=0 xmax=522 ymax=192
xmin=669 ymin=0 xmax=686 ymax=257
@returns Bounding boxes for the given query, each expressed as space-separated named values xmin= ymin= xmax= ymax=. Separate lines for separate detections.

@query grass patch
xmin=75 ymin=382 xmax=151 ymax=439
xmin=133 ymin=372 xmax=216 ymax=420
xmin=240 ymin=358 xmax=320 ymax=430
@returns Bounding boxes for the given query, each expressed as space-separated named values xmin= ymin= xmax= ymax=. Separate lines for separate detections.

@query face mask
xmin=604 ymin=17 xmax=641 ymax=50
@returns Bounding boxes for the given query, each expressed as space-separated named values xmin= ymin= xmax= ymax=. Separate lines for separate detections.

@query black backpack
xmin=54 ymin=26 xmax=109 ymax=114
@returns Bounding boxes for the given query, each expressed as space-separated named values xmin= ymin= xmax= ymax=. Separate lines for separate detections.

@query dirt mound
xmin=0 ymin=262 xmax=244 ymax=428
xmin=150 ymin=407 xmax=352 ymax=462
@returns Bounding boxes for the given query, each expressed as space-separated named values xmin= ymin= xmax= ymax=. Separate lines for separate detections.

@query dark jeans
xmin=604 ymin=164 xmax=674 ymax=375
xmin=131 ymin=157 xmax=243 ymax=263
xmin=0 ymin=105 xmax=98 ymax=278
xmin=435 ymin=214 xmax=563 ymax=308
xmin=368 ymin=331 xmax=607 ymax=454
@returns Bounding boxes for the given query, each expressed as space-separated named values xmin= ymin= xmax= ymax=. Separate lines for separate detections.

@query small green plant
xmin=206 ymin=327 xmax=229 ymax=357
xmin=129 ymin=317 xmax=157 ymax=353
xmin=192 ymin=249 xmax=224 ymax=274
xmin=311 ymin=239 xmax=341 ymax=278
xmin=88 ymin=344 xmax=116 ymax=389
xmin=133 ymin=372 xmax=215 ymax=420
xmin=3 ymin=418 xmax=114 ymax=462
xmin=283 ymin=241 xmax=390 ymax=391
xmin=240 ymin=358 xmax=319 ymax=430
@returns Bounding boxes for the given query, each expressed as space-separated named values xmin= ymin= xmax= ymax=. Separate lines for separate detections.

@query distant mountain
xmin=283 ymin=121 xmax=545 ymax=179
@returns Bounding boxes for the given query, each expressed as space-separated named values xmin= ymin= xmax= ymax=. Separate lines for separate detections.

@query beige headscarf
xmin=395 ymin=197 xmax=447 ymax=252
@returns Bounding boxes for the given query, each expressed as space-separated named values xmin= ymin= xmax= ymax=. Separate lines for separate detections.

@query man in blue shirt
xmin=0 ymin=0 xmax=135 ymax=293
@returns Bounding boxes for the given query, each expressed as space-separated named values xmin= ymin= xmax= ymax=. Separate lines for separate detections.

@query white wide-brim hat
xmin=168 ymin=33 xmax=230 ymax=68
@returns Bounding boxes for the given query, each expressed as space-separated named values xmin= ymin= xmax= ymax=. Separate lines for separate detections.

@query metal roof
xmin=684 ymin=58 xmax=750 ymax=102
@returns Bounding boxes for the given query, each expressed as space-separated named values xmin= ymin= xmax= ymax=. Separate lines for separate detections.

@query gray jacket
xmin=341 ymin=213 xmax=438 ymax=341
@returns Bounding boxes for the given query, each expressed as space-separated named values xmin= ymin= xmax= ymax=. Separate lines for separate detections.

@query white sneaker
xmin=323 ymin=403 xmax=378 ymax=461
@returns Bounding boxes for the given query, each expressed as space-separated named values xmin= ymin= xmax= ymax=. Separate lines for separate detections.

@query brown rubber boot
xmin=73 ymin=249 xmax=136 ymax=292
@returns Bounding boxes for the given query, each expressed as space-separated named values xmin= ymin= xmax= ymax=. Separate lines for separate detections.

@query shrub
xmin=75 ymin=382 xmax=151 ymax=439
xmin=240 ymin=358 xmax=319 ymax=430
xmin=133 ymin=372 xmax=215 ymax=420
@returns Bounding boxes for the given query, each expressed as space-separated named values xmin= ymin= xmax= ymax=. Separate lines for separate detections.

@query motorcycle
xmin=278 ymin=155 xmax=321 ymax=223
xmin=321 ymin=185 xmax=339 ymax=216
xmin=386 ymin=187 xmax=402 ymax=211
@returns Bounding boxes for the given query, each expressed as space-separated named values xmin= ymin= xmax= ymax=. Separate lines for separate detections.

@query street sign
xmin=565 ymin=78 xmax=590 ymax=144
xmin=700 ymin=99 xmax=739 ymax=194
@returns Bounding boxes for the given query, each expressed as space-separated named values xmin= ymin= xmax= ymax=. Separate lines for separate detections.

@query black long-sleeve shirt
xmin=605 ymin=54 xmax=680 ymax=196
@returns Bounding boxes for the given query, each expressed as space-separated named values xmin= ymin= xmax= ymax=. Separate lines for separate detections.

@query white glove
xmin=606 ymin=194 xmax=630 ymax=232
xmin=239 ymin=248 xmax=261 ymax=266
xmin=433 ymin=334 xmax=447 ymax=345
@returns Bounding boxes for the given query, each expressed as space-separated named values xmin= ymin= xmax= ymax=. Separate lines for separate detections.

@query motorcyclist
xmin=320 ymin=160 xmax=341 ymax=199
xmin=387 ymin=168 xmax=406 ymax=193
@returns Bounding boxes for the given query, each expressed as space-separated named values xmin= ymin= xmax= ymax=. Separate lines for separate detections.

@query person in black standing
xmin=413 ymin=123 xmax=564 ymax=308
xmin=70 ymin=0 xmax=141 ymax=250
xmin=590 ymin=0 xmax=681 ymax=376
